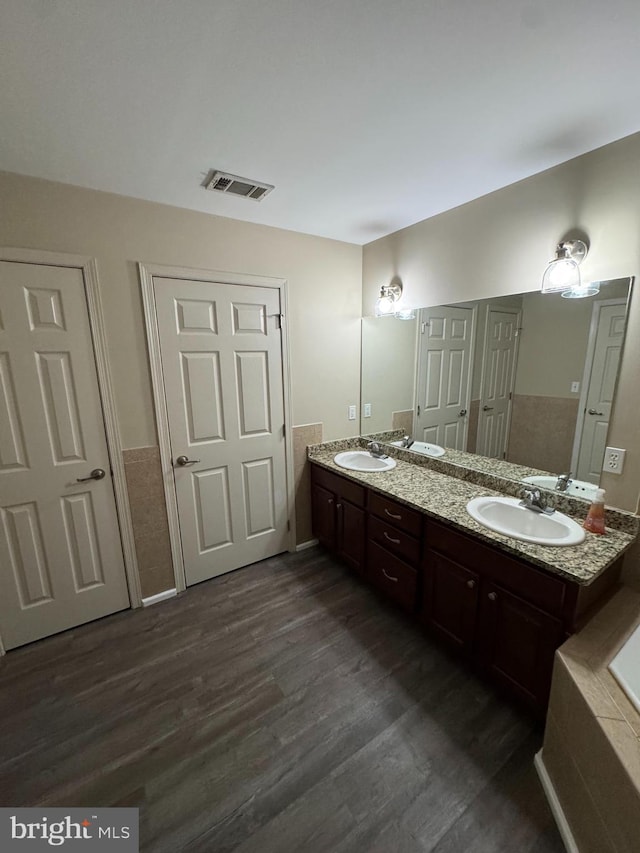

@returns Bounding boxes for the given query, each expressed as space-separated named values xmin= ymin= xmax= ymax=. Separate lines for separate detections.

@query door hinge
xmin=417 ymin=405 xmax=421 ymax=416
xmin=421 ymin=322 xmax=427 ymax=334
xmin=509 ymin=391 xmax=512 ymax=400
xmin=282 ymin=423 xmax=286 ymax=438
xmin=271 ymin=312 xmax=284 ymax=329
xmin=287 ymin=519 xmax=291 ymax=532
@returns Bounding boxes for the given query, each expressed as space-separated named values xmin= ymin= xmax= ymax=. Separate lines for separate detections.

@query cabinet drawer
xmin=369 ymin=492 xmax=422 ymax=537
xmin=368 ymin=515 xmax=421 ymax=565
xmin=311 ymin=464 xmax=366 ymax=507
xmin=426 ymin=520 xmax=566 ymax=617
xmin=367 ymin=541 xmax=418 ymax=612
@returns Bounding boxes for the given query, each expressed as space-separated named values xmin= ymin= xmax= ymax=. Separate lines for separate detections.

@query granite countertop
xmin=308 ymin=445 xmax=637 ymax=586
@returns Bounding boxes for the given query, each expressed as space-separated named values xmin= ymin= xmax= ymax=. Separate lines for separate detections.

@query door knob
xmin=175 ymin=455 xmax=200 ymax=466
xmin=588 ymin=409 xmax=604 ymax=416
xmin=459 ymin=409 xmax=467 ymax=417
xmin=76 ymin=468 xmax=106 ymax=482
xmin=483 ymin=406 xmax=494 ymax=411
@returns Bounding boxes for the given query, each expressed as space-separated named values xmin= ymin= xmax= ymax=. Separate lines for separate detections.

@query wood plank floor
xmin=0 ymin=547 xmax=565 ymax=852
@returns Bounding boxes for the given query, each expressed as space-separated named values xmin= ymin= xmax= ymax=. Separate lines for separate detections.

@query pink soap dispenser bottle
xmin=583 ymin=488 xmax=606 ymax=535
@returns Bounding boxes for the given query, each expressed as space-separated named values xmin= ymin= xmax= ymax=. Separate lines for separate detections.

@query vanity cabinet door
xmin=311 ymin=465 xmax=366 ymax=575
xmin=311 ymin=482 xmax=337 ymax=551
xmin=476 ymin=580 xmax=563 ymax=710
xmin=423 ymin=551 xmax=479 ymax=655
xmin=336 ymin=498 xmax=366 ymax=575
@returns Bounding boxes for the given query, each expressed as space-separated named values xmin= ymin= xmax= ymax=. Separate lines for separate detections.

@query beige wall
xmin=0 ymin=171 xmax=363 ymax=448
xmin=363 ymin=132 xmax=640 ymax=513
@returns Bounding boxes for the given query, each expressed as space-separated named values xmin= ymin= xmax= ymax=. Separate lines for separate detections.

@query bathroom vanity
xmin=309 ymin=443 xmax=637 ymax=715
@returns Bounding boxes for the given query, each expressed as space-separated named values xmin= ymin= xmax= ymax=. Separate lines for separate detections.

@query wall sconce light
xmin=375 ymin=280 xmax=403 ymax=317
xmin=374 ymin=278 xmax=416 ymax=319
xmin=541 ymin=239 xmax=589 ymax=295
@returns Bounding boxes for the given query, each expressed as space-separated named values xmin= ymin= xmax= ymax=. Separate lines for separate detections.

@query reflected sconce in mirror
xmin=541 ymin=238 xmax=596 ymax=298
xmin=374 ymin=278 xmax=416 ymax=319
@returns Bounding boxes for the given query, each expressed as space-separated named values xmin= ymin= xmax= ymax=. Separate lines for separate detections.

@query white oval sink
xmin=391 ymin=440 xmax=445 ymax=458
xmin=522 ymin=475 xmax=598 ymax=500
xmin=334 ymin=451 xmax=396 ymax=472
xmin=466 ymin=496 xmax=585 ymax=546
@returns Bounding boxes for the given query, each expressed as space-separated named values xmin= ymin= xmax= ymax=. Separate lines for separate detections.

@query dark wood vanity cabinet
xmin=311 ymin=465 xmax=366 ymax=575
xmin=422 ymin=519 xmax=599 ymax=710
xmin=310 ymin=462 xmax=622 ymax=713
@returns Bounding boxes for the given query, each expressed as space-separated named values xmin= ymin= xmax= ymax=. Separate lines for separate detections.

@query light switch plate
xmin=363 ymin=403 xmax=372 ymax=418
xmin=604 ymin=446 xmax=626 ymax=474
xmin=348 ymin=404 xmax=357 ymax=421
xmin=570 ymin=381 xmax=580 ymax=393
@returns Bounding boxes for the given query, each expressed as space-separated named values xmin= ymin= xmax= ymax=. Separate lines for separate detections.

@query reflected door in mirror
xmin=415 ymin=306 xmax=473 ymax=449
xmin=575 ymin=299 xmax=627 ymax=483
xmin=477 ymin=309 xmax=520 ymax=459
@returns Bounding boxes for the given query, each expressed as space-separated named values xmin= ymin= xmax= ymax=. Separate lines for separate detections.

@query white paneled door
xmin=415 ymin=306 xmax=474 ymax=449
xmin=0 ymin=262 xmax=130 ymax=650
xmin=476 ymin=308 xmax=520 ymax=459
xmin=153 ymin=277 xmax=289 ymax=586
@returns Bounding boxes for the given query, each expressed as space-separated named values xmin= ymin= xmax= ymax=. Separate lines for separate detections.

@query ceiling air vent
xmin=204 ymin=170 xmax=274 ymax=202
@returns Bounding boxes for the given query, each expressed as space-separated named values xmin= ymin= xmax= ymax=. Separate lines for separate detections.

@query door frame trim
xmin=0 ymin=247 xmax=142 ymax=654
xmin=138 ymin=262 xmax=295 ymax=594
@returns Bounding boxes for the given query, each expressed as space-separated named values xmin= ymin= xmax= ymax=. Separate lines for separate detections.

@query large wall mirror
xmin=361 ymin=278 xmax=633 ymax=488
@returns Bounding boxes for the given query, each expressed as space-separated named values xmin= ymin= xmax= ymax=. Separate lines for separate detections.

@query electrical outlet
xmin=570 ymin=381 xmax=580 ymax=393
xmin=363 ymin=403 xmax=372 ymax=418
xmin=348 ymin=404 xmax=357 ymax=421
xmin=603 ymin=446 xmax=626 ymax=475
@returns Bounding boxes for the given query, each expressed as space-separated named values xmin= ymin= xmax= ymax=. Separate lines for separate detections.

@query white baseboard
xmin=142 ymin=588 xmax=178 ymax=607
xmin=534 ymin=750 xmax=579 ymax=853
xmin=296 ymin=538 xmax=319 ymax=552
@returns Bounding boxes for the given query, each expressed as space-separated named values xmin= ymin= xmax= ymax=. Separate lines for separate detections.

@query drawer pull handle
xmin=383 ymin=531 xmax=401 ymax=545
xmin=488 ymin=591 xmax=497 ymax=601
xmin=466 ymin=579 xmax=476 ymax=589
xmin=384 ymin=508 xmax=402 ymax=520
xmin=382 ymin=568 xmax=399 ymax=583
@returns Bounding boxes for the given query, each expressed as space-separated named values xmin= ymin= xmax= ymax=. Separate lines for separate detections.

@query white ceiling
xmin=2 ymin=0 xmax=640 ymax=245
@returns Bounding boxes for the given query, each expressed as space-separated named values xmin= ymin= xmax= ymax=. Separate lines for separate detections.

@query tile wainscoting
xmin=508 ymin=394 xmax=579 ymax=473
xmin=122 ymin=447 xmax=174 ymax=598
xmin=292 ymin=423 xmax=323 ymax=546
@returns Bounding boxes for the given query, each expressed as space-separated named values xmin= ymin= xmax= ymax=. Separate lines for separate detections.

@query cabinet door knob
xmin=336 ymin=502 xmax=342 ymax=509
xmin=328 ymin=497 xmax=334 ymax=505
xmin=488 ymin=591 xmax=497 ymax=601
xmin=466 ymin=579 xmax=475 ymax=589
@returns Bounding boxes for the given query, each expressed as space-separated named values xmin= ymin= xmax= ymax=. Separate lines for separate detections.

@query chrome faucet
xmin=519 ymin=487 xmax=555 ymax=515
xmin=367 ymin=441 xmax=388 ymax=459
xmin=555 ymin=472 xmax=573 ymax=492
xmin=399 ymin=435 xmax=415 ymax=449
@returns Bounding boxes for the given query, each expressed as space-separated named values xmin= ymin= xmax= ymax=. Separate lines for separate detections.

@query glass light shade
xmin=561 ymin=281 xmax=601 ymax=299
xmin=375 ymin=294 xmax=396 ymax=317
xmin=541 ymin=257 xmax=580 ymax=293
